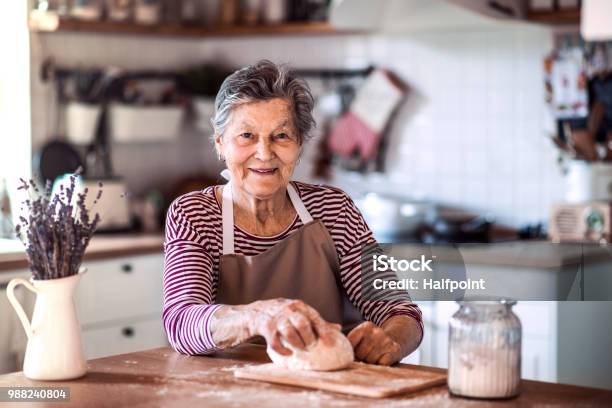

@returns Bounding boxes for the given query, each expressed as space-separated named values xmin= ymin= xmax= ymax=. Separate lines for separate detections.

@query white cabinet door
xmin=81 ymin=317 xmax=169 ymax=360
xmin=76 ymin=253 xmax=167 ymax=360
xmin=76 ymin=254 xmax=164 ymax=326
xmin=0 ymin=269 xmax=31 ymax=374
xmin=513 ymin=302 xmax=557 ymax=382
xmin=557 ymin=301 xmax=612 ymax=390
xmin=411 ymin=301 xmax=435 ymax=366
xmin=513 ymin=302 xmax=556 ymax=338
xmin=430 ymin=301 xmax=459 ymax=368
xmin=522 ymin=337 xmax=555 ymax=382
xmin=427 ymin=300 xmax=557 ymax=382
xmin=2 ymin=253 xmax=167 ymax=367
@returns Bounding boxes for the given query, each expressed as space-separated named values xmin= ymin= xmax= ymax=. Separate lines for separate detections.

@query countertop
xmin=392 ymin=240 xmax=612 ymax=268
xmin=0 ymin=345 xmax=609 ymax=407
xmin=2 ymin=235 xmax=611 ymax=273
xmin=0 ymin=234 xmax=164 ymax=272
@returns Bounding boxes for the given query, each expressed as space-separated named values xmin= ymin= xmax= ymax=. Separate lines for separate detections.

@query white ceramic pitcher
xmin=6 ymin=269 xmax=87 ymax=380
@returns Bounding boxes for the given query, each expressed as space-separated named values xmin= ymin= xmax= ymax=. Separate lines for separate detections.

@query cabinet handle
xmin=122 ymin=327 xmax=135 ymax=338
xmin=121 ymin=264 xmax=133 ymax=273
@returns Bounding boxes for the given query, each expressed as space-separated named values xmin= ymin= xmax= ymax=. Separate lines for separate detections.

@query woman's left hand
xmin=347 ymin=316 xmax=422 ymax=366
xmin=347 ymin=321 xmax=403 ymax=366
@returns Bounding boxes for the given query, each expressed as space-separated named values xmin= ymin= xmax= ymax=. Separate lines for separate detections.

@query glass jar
xmin=71 ymin=0 xmax=103 ymax=20
xmin=34 ymin=1 xmax=71 ymax=16
xmin=448 ymin=298 xmax=522 ymax=399
xmin=262 ymin=0 xmax=286 ymax=25
xmin=219 ymin=0 xmax=238 ymax=26
xmin=200 ymin=0 xmax=219 ymax=27
xmin=180 ymin=0 xmax=200 ymax=25
xmin=134 ymin=0 xmax=161 ymax=25
xmin=241 ymin=0 xmax=261 ymax=26
xmin=105 ymin=0 xmax=133 ymax=22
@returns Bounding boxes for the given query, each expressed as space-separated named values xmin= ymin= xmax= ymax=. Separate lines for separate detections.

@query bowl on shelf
xmin=109 ymin=103 xmax=184 ymax=143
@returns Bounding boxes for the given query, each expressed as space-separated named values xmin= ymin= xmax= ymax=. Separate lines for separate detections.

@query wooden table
xmin=0 ymin=345 xmax=610 ymax=407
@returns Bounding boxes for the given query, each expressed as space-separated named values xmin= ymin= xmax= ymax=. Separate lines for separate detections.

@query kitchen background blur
xmin=1 ymin=0 xmax=611 ymax=391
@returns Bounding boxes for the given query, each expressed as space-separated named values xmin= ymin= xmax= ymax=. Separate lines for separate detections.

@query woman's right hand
xmin=246 ymin=298 xmax=341 ymax=356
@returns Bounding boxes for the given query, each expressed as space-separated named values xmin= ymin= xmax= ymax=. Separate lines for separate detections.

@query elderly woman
xmin=163 ymin=60 xmax=422 ymax=365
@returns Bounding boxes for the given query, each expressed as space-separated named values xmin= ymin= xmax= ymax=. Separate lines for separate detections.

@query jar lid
xmin=457 ymin=296 xmax=516 ymax=306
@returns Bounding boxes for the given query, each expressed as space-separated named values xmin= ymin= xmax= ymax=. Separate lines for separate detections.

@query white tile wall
xmin=30 ymin=25 xmax=565 ymax=226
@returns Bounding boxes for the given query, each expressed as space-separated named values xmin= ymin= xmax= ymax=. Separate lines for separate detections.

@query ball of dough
xmin=267 ymin=330 xmax=354 ymax=371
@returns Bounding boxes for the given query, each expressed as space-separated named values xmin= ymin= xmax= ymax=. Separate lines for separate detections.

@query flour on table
xmin=267 ymin=330 xmax=354 ymax=371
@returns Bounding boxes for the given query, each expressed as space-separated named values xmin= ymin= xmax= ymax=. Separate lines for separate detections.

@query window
xmin=0 ymin=2 xmax=31 ymax=228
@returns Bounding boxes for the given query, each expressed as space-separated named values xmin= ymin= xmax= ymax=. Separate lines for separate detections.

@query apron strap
xmin=287 ymin=183 xmax=313 ymax=224
xmin=221 ymin=177 xmax=313 ymax=255
xmin=222 ymin=180 xmax=235 ymax=255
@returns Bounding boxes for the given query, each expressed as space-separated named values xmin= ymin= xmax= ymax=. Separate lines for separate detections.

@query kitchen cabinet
xmin=76 ymin=253 xmax=168 ymax=359
xmin=514 ymin=302 xmax=557 ymax=383
xmin=415 ymin=268 xmax=612 ymax=389
xmin=0 ymin=252 xmax=168 ymax=371
xmin=82 ymin=318 xmax=168 ymax=360
xmin=556 ymin=301 xmax=612 ymax=390
xmin=419 ymin=300 xmax=557 ymax=382
xmin=76 ymin=254 xmax=164 ymax=325
xmin=389 ymin=241 xmax=612 ymax=388
xmin=457 ymin=261 xmax=611 ymax=389
xmin=0 ymin=268 xmax=32 ymax=374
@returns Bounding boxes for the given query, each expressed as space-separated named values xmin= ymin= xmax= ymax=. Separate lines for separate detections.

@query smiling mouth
xmin=249 ymin=168 xmax=278 ymax=175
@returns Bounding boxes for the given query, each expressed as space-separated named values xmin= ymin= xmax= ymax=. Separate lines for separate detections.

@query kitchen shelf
xmin=526 ymin=9 xmax=580 ymax=25
xmin=29 ymin=15 xmax=362 ymax=38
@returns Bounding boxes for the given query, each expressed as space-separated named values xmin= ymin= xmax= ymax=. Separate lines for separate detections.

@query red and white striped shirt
xmin=163 ymin=181 xmax=423 ymax=355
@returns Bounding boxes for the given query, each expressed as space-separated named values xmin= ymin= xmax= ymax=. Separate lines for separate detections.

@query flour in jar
xmin=267 ymin=330 xmax=354 ymax=371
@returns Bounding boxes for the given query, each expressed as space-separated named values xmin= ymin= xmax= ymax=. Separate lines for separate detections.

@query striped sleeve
xmin=332 ymin=192 xmax=424 ymax=342
xmin=162 ymin=197 xmax=220 ymax=355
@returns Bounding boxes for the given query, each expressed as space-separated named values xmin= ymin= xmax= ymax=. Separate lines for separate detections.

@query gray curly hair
xmin=211 ymin=60 xmax=315 ymax=144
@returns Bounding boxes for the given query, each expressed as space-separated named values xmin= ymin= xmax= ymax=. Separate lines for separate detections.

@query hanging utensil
xmin=35 ymin=68 xmax=85 ymax=184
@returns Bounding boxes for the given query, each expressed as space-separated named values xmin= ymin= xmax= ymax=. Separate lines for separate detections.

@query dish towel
xmin=328 ymin=69 xmax=406 ymax=161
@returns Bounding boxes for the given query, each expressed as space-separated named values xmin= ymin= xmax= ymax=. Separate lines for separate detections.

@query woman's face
xmin=215 ymin=98 xmax=301 ymax=199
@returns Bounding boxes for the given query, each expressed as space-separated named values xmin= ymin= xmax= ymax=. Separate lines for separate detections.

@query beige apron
xmin=216 ymin=172 xmax=362 ymax=333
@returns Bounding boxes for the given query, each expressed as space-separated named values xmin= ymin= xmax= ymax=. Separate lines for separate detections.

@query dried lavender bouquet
xmin=15 ymin=174 xmax=102 ymax=280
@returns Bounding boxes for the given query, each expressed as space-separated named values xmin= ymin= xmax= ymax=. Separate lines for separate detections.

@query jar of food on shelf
xmin=134 ymin=0 xmax=161 ymax=25
xmin=200 ymin=0 xmax=220 ymax=27
xmin=70 ymin=0 xmax=104 ymax=21
xmin=105 ymin=0 xmax=133 ymax=22
xmin=161 ymin=0 xmax=180 ymax=24
xmin=180 ymin=0 xmax=200 ymax=25
xmin=219 ymin=0 xmax=238 ymax=26
xmin=262 ymin=0 xmax=286 ymax=25
xmin=448 ymin=298 xmax=522 ymax=399
xmin=34 ymin=0 xmax=71 ymax=17
xmin=241 ymin=0 xmax=261 ymax=26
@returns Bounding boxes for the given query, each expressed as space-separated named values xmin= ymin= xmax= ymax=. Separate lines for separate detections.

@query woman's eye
xmin=275 ymin=133 xmax=291 ymax=140
xmin=239 ymin=133 xmax=253 ymax=139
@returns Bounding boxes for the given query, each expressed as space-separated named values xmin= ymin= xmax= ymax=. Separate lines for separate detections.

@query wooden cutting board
xmin=234 ymin=362 xmax=447 ymax=398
